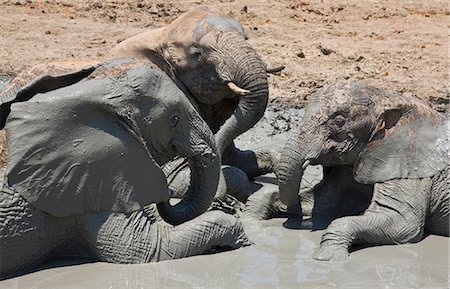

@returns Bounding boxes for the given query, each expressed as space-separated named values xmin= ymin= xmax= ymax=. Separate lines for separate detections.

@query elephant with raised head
xmin=0 ymin=58 xmax=248 ymax=278
xmin=109 ymin=5 xmax=273 ymax=178
xmin=275 ymin=80 xmax=449 ymax=261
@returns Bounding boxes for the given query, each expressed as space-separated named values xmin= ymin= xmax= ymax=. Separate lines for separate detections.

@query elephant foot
xmin=162 ymin=210 xmax=251 ymax=260
xmin=243 ymin=184 xmax=287 ymax=220
xmin=312 ymin=244 xmax=349 ymax=261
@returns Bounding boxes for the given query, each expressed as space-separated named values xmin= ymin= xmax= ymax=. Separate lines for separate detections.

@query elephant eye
xmin=170 ymin=114 xmax=180 ymax=128
xmin=188 ymin=46 xmax=202 ymax=59
xmin=334 ymin=114 xmax=346 ymax=127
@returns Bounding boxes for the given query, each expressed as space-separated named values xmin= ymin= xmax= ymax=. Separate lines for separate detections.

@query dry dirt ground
xmin=0 ymin=0 xmax=448 ymax=111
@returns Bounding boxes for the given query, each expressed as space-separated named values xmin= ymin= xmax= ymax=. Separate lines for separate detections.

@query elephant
xmin=0 ymin=58 xmax=249 ymax=279
xmin=0 ymin=6 xmax=276 ymax=201
xmin=108 ymin=5 xmax=275 ymax=179
xmin=275 ymin=80 xmax=449 ymax=261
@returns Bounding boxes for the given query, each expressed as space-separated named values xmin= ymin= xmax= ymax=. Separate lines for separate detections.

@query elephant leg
xmin=159 ymin=210 xmax=250 ymax=260
xmin=311 ymin=166 xmax=373 ymax=230
xmin=313 ymin=178 xmax=431 ymax=261
xmin=242 ymin=184 xmax=287 ymax=220
xmin=221 ymin=165 xmax=253 ymax=202
xmin=81 ymin=208 xmax=165 ymax=264
xmin=222 ymin=141 xmax=279 ymax=178
xmin=82 ymin=209 xmax=249 ymax=263
xmin=426 ymin=167 xmax=449 ymax=236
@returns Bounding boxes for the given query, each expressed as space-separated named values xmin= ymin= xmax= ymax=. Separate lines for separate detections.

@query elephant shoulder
xmin=354 ymin=109 xmax=449 ymax=184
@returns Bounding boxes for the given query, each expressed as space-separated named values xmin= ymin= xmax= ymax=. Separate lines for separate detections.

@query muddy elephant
xmin=109 ymin=5 xmax=273 ymax=178
xmin=275 ymin=80 xmax=449 ymax=261
xmin=0 ymin=58 xmax=248 ymax=278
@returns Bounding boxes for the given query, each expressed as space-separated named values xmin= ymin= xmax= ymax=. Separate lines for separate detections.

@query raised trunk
xmin=214 ymin=33 xmax=269 ymax=153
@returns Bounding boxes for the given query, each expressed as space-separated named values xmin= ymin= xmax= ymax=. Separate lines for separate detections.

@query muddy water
xmin=2 ymin=220 xmax=448 ymax=288
xmin=1 ymin=95 xmax=449 ymax=288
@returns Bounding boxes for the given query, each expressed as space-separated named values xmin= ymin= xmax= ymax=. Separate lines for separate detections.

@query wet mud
xmin=1 ymin=104 xmax=448 ymax=288
xmin=1 ymin=220 xmax=448 ymax=288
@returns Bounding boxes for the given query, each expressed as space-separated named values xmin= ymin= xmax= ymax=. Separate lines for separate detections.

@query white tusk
xmin=302 ymin=160 xmax=310 ymax=170
xmin=227 ymin=82 xmax=251 ymax=96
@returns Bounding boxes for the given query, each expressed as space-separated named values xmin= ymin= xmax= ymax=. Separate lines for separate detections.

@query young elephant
xmin=275 ymin=80 xmax=449 ymax=261
xmin=109 ymin=5 xmax=274 ymax=178
xmin=0 ymin=58 xmax=248 ymax=278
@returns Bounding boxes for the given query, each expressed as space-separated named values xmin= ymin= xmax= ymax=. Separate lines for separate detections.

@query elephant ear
xmin=0 ymin=65 xmax=96 ymax=129
xmin=354 ymin=101 xmax=449 ymax=184
xmin=5 ymin=73 xmax=170 ymax=217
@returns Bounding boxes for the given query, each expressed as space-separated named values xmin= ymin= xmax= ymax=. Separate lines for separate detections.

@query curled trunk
xmin=214 ymin=33 xmax=269 ymax=153
xmin=157 ymin=110 xmax=221 ymax=226
xmin=157 ymin=152 xmax=220 ymax=226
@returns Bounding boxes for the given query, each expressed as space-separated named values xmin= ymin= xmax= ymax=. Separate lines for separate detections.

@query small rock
xmin=149 ymin=6 xmax=158 ymax=14
xmin=297 ymin=51 xmax=305 ymax=58
xmin=318 ymin=45 xmax=333 ymax=55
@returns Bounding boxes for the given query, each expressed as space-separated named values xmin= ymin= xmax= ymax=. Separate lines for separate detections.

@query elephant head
xmin=109 ymin=6 xmax=269 ymax=153
xmin=275 ymin=80 xmax=448 ymax=208
xmin=4 ymin=58 xmax=220 ymax=225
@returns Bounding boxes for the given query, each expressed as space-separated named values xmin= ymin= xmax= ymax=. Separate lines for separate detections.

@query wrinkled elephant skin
xmin=275 ymin=80 xmax=449 ymax=261
xmin=109 ymin=5 xmax=273 ymax=180
xmin=0 ymin=58 xmax=249 ymax=279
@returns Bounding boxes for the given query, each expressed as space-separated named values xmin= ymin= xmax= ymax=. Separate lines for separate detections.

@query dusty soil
xmin=0 ymin=0 xmax=448 ymax=112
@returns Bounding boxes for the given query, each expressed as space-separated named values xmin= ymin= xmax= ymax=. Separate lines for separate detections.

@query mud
xmin=1 ymin=105 xmax=448 ymax=288
xmin=1 ymin=220 xmax=448 ymax=288
xmin=0 ymin=0 xmax=448 ymax=112
xmin=0 ymin=1 xmax=448 ymax=287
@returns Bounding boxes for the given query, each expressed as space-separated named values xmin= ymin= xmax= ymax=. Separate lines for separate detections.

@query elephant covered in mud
xmin=0 ymin=58 xmax=248 ymax=279
xmin=275 ymin=80 xmax=449 ymax=261
xmin=109 ymin=5 xmax=274 ymax=178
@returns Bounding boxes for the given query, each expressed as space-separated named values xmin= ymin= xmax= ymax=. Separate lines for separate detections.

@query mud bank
xmin=1 ymin=104 xmax=448 ymax=289
xmin=0 ymin=1 xmax=448 ymax=112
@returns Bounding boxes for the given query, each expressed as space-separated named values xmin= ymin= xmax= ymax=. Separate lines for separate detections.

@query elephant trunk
xmin=157 ymin=112 xmax=220 ymax=226
xmin=275 ymin=126 xmax=322 ymax=209
xmin=214 ymin=32 xmax=269 ymax=153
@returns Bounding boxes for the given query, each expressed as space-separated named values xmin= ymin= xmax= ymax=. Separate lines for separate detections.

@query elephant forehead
xmin=193 ymin=15 xmax=244 ymax=41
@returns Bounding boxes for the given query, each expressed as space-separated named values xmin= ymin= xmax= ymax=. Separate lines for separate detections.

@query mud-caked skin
xmin=0 ymin=59 xmax=249 ymax=279
xmin=108 ymin=5 xmax=275 ymax=182
xmin=0 ymin=186 xmax=248 ymax=278
xmin=0 ymin=6 xmax=275 ymax=202
xmin=275 ymin=80 xmax=449 ymax=261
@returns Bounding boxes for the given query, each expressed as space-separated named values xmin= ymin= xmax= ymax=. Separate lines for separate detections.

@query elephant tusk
xmin=266 ymin=65 xmax=285 ymax=74
xmin=302 ymin=160 xmax=310 ymax=170
xmin=228 ymin=82 xmax=251 ymax=96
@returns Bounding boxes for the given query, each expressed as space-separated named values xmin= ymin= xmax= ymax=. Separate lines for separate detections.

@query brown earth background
xmin=0 ymin=0 xmax=448 ymax=112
